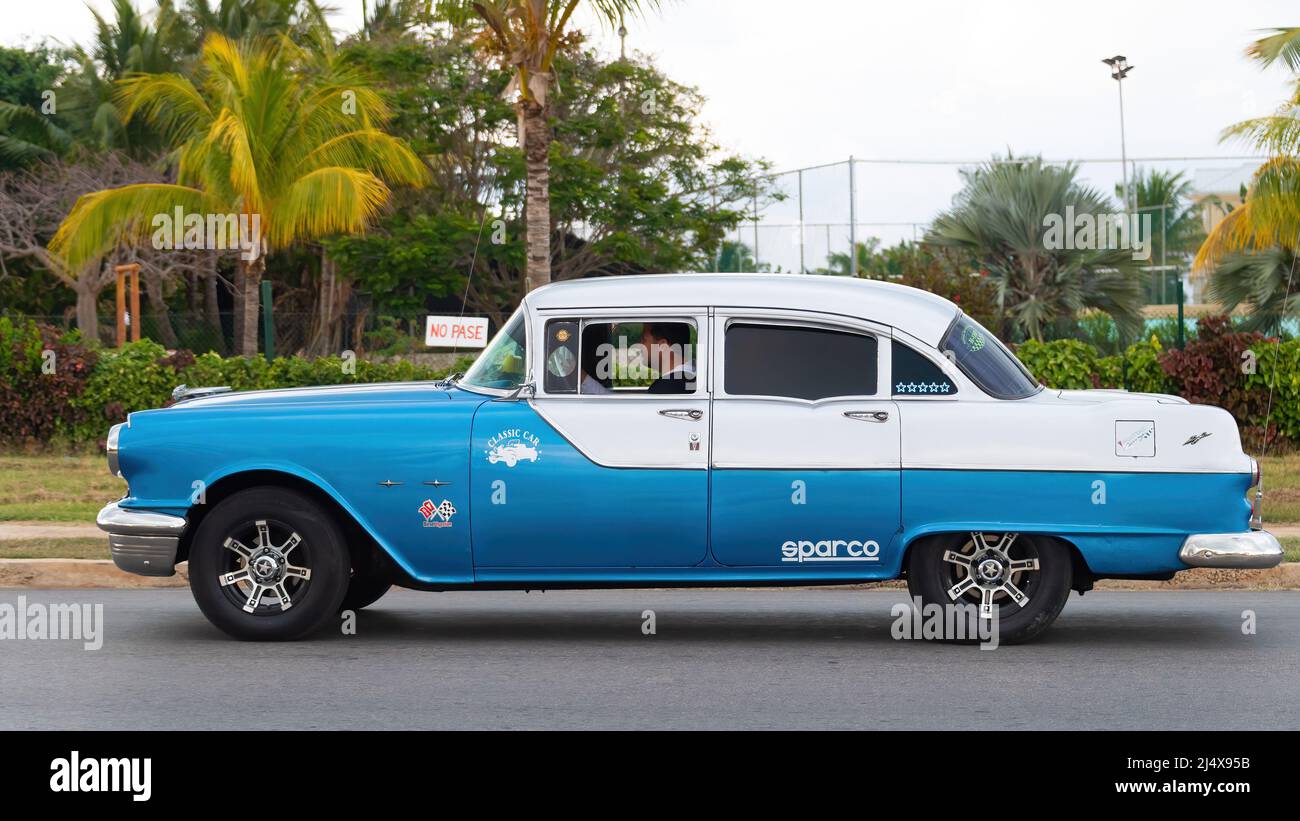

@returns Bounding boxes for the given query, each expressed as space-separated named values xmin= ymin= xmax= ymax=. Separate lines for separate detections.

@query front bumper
xmin=96 ymin=501 xmax=187 ymax=577
xmin=1179 ymin=531 xmax=1284 ymax=569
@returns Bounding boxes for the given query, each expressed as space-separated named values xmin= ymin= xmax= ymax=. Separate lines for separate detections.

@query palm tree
xmin=50 ymin=33 xmax=428 ymax=355
xmin=1195 ymin=27 xmax=1300 ymax=267
xmin=1208 ymin=248 xmax=1300 ymax=333
xmin=438 ymin=1 xmax=658 ymax=293
xmin=1125 ymin=168 xmax=1204 ymax=259
xmin=57 ymin=0 xmax=187 ymax=154
xmin=926 ymin=156 xmax=1145 ymax=342
xmin=0 ymin=101 xmax=72 ymax=169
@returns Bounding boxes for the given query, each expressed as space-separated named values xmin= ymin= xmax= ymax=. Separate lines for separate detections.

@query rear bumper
xmin=1179 ymin=531 xmax=1284 ymax=569
xmin=96 ymin=501 xmax=187 ymax=577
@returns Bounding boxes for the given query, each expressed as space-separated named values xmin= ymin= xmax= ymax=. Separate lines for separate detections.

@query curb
xmin=0 ymin=559 xmax=1297 ymax=591
xmin=0 ymin=560 xmax=189 ymax=589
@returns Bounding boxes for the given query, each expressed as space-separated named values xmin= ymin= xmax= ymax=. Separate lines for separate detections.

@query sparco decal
xmin=781 ymin=539 xmax=881 ymax=563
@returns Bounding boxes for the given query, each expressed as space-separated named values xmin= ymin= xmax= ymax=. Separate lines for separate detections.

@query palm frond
xmin=49 ymin=183 xmax=219 ymax=272
xmin=267 ymin=166 xmax=391 ymax=247
xmin=1248 ymin=27 xmax=1300 ymax=72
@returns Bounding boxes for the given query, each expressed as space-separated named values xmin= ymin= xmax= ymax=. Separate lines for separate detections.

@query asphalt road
xmin=1 ymin=588 xmax=1297 ymax=730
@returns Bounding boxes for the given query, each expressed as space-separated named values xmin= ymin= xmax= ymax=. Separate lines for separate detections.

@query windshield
xmin=460 ymin=309 xmax=527 ymax=392
xmin=939 ymin=313 xmax=1041 ymax=400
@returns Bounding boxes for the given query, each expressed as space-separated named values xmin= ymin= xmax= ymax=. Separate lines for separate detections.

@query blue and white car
xmin=97 ymin=274 xmax=1283 ymax=642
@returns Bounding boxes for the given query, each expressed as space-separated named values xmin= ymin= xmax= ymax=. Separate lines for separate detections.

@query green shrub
xmin=71 ymin=340 xmax=182 ymax=439
xmin=0 ymin=319 xmax=99 ymax=446
xmin=1244 ymin=338 xmax=1300 ymax=444
xmin=1121 ymin=338 xmax=1174 ymax=394
xmin=1014 ymin=339 xmax=1099 ymax=389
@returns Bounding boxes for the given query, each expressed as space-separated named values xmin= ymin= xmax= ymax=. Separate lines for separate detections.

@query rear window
xmin=725 ymin=323 xmax=877 ymax=400
xmin=939 ymin=314 xmax=1040 ymax=400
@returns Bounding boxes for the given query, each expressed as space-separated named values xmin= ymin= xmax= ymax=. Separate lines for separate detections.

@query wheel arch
xmin=178 ymin=469 xmax=408 ymax=585
xmin=899 ymin=529 xmax=1093 ymax=593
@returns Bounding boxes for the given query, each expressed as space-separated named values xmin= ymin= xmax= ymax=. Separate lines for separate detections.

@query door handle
xmin=844 ymin=410 xmax=889 ymax=423
xmin=659 ymin=408 xmax=703 ymax=421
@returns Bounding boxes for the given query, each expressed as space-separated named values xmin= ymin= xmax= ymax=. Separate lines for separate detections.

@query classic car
xmin=97 ymin=273 xmax=1283 ymax=642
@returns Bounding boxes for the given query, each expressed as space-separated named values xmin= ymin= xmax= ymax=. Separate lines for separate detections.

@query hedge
xmin=0 ymin=320 xmax=470 ymax=447
xmin=1014 ymin=337 xmax=1171 ymax=394
xmin=4 ymin=315 xmax=1298 ymax=450
xmin=1016 ymin=316 xmax=1294 ymax=450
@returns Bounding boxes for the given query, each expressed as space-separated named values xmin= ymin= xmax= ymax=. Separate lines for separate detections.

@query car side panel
xmin=902 ymin=469 xmax=1252 ymax=574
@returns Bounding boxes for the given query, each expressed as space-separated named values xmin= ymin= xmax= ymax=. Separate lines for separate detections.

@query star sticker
xmin=896 ymin=382 xmax=906 ymax=393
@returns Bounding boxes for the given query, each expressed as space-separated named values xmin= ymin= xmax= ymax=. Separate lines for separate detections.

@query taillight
xmin=1250 ymin=458 xmax=1261 ymax=489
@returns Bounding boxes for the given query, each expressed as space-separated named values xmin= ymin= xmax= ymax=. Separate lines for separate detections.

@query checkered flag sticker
xmin=436 ymin=500 xmax=456 ymax=521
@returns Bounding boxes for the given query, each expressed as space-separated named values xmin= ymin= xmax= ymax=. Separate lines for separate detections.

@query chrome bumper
xmin=96 ymin=501 xmax=187 ymax=577
xmin=1179 ymin=531 xmax=1284 ymax=569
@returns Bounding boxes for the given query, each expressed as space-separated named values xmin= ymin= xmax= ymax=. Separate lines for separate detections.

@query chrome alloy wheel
xmin=942 ymin=532 xmax=1040 ymax=619
xmin=218 ymin=519 xmax=312 ymax=614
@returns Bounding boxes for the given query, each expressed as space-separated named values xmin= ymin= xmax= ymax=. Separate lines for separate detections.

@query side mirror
xmin=496 ymin=381 xmax=536 ymax=402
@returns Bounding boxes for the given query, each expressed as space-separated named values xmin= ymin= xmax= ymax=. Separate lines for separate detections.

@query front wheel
xmin=189 ymin=487 xmax=350 ymax=640
xmin=906 ymin=532 xmax=1072 ymax=645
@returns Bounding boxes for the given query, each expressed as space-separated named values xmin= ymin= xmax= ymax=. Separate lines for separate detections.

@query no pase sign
xmin=425 ymin=315 xmax=489 ymax=348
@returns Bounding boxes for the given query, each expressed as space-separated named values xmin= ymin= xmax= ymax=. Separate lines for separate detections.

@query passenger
xmin=642 ymin=323 xmax=696 ymax=394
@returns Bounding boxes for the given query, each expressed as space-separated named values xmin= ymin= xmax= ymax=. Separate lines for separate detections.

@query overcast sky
xmin=5 ymin=0 xmax=1297 ymax=259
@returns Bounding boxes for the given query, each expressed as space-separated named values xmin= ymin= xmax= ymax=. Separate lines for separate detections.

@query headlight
xmin=106 ymin=423 xmax=123 ymax=478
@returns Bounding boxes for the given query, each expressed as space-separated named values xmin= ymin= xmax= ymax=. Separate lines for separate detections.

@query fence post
xmin=848 ymin=155 xmax=857 ymax=277
xmin=1176 ymin=277 xmax=1185 ymax=350
xmin=261 ymin=279 xmax=275 ymax=360
xmin=797 ymin=168 xmax=805 ymax=274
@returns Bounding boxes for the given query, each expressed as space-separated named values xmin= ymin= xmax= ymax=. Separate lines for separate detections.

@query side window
xmin=892 ymin=342 xmax=956 ymax=396
xmin=725 ymin=322 xmax=877 ymax=400
xmin=552 ymin=318 xmax=698 ymax=395
xmin=544 ymin=319 xmax=579 ymax=394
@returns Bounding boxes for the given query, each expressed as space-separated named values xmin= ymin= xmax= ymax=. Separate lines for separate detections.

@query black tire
xmin=340 ymin=573 xmax=391 ymax=611
xmin=189 ymin=487 xmax=350 ymax=640
xmin=906 ymin=532 xmax=1072 ymax=645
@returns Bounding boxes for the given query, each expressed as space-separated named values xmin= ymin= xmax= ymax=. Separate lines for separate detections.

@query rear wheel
xmin=189 ymin=487 xmax=349 ymax=640
xmin=906 ymin=532 xmax=1072 ymax=644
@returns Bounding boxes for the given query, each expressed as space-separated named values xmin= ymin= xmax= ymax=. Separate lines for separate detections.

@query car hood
xmin=155 ymin=381 xmax=476 ymax=413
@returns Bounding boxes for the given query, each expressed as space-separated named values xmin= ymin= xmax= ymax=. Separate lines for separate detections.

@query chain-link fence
xmin=11 ymin=309 xmax=497 ymax=361
xmin=716 ymin=154 xmax=1263 ymax=309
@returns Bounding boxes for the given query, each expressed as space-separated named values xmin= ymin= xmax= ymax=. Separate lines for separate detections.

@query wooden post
xmin=114 ymin=266 xmax=127 ymax=347
xmin=114 ymin=263 xmax=142 ymax=346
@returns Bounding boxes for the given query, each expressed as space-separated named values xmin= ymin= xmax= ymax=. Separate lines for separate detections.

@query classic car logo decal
xmin=1182 ymin=431 xmax=1213 ymax=446
xmin=485 ymin=428 xmax=541 ymax=467
xmin=1114 ymin=420 xmax=1155 ymax=457
xmin=781 ymin=539 xmax=881 ymax=563
xmin=420 ymin=498 xmax=456 ymax=528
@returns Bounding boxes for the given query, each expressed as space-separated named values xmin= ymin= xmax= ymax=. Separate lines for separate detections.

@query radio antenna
xmin=451 ymin=207 xmax=491 ymax=358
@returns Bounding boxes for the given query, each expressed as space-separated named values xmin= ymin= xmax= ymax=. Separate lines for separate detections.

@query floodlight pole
xmin=1102 ymin=56 xmax=1134 ymax=212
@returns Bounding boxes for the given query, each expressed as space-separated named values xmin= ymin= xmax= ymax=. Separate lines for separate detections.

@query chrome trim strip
xmin=1179 ymin=531 xmax=1284 ymax=569
xmin=105 ymin=423 xmax=123 ymax=477
xmin=96 ymin=501 xmax=187 ymax=537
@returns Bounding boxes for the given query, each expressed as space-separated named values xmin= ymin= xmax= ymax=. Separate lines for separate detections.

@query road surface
xmin=1 ymin=588 xmax=1296 ymax=730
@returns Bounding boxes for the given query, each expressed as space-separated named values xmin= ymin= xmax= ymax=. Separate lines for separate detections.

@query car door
xmin=708 ymin=311 xmax=902 ymax=571
xmin=470 ymin=310 xmax=710 ymax=570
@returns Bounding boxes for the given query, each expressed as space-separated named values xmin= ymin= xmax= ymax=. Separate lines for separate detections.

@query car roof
xmin=524 ymin=272 xmax=960 ymax=346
